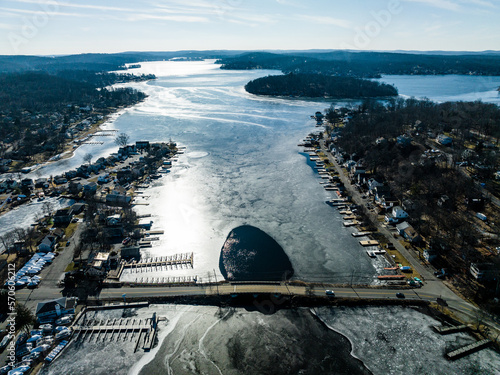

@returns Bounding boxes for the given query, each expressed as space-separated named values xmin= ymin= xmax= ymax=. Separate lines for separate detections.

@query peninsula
xmin=245 ymin=73 xmax=398 ymax=98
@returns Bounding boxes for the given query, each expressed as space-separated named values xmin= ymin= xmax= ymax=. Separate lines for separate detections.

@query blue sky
xmin=0 ymin=0 xmax=499 ymax=55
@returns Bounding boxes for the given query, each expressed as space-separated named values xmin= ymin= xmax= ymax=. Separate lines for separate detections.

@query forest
xmin=218 ymin=51 xmax=500 ymax=77
xmin=328 ymin=99 xmax=500 ymax=294
xmin=0 ymin=70 xmax=153 ymax=162
xmin=245 ymin=73 xmax=398 ymax=98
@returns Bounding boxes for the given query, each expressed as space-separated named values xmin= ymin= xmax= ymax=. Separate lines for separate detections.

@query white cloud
xmin=298 ymin=15 xmax=351 ymax=29
xmin=402 ymin=0 xmax=461 ymax=11
xmin=403 ymin=0 xmax=495 ymax=11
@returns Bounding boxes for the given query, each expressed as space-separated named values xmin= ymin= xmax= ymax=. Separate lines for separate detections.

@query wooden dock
xmin=360 ymin=240 xmax=379 ymax=246
xmin=72 ymin=313 xmax=159 ymax=353
xmin=343 ymin=220 xmax=359 ymax=227
xmin=130 ymin=275 xmax=197 ymax=286
xmin=124 ymin=253 xmax=194 ymax=271
xmin=433 ymin=325 xmax=468 ymax=335
xmin=145 ymin=230 xmax=164 ymax=235
xmin=446 ymin=339 xmax=492 ymax=360
xmin=352 ymin=231 xmax=372 ymax=237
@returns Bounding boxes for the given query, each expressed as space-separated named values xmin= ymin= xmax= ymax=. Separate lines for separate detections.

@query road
xmin=14 ymin=280 xmax=479 ymax=317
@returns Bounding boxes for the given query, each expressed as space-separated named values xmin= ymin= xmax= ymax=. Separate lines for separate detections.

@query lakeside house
xmin=395 ymin=221 xmax=411 ymax=236
xmin=38 ymin=235 xmax=57 ymax=252
xmin=106 ymin=214 xmax=122 ymax=226
xmin=423 ymin=249 xmax=439 ymax=263
xmin=83 ymin=181 xmax=98 ymax=195
xmin=106 ymin=188 xmax=131 ymax=205
xmin=403 ymin=225 xmax=422 ymax=243
xmin=36 ymin=297 xmax=78 ymax=324
xmin=53 ymin=208 xmax=74 ymax=225
xmin=437 ymin=134 xmax=453 ymax=146
xmin=470 ymin=263 xmax=498 ymax=282
xmin=136 ymin=141 xmax=150 ymax=150
xmin=385 ymin=206 xmax=409 ymax=224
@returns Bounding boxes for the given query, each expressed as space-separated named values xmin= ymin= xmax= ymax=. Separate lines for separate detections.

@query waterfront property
xmin=36 ymin=297 xmax=78 ymax=324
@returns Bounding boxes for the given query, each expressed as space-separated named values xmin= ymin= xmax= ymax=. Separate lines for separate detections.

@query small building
xmin=35 ymin=297 xmax=78 ymax=324
xmin=138 ymin=219 xmax=153 ymax=230
xmin=52 ymin=228 xmax=65 ymax=239
xmin=120 ymin=246 xmax=141 ymax=261
xmin=136 ymin=141 xmax=150 ymax=150
xmin=106 ymin=214 xmax=122 ymax=226
xmin=53 ymin=208 xmax=74 ymax=225
xmin=71 ymin=203 xmax=86 ymax=215
xmin=470 ymin=263 xmax=498 ymax=282
xmin=396 ymin=135 xmax=412 ymax=147
xmin=91 ymin=252 xmax=110 ymax=270
xmin=436 ymin=134 xmax=453 ymax=146
xmin=395 ymin=221 xmax=411 ymax=236
xmin=106 ymin=189 xmax=131 ymax=205
xmin=38 ymin=235 xmax=57 ymax=252
xmin=403 ymin=225 xmax=422 ymax=243
xmin=83 ymin=182 xmax=98 ymax=195
xmin=423 ymin=249 xmax=439 ymax=263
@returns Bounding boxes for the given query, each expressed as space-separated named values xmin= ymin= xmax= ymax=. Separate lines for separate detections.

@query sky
xmin=0 ymin=0 xmax=499 ymax=55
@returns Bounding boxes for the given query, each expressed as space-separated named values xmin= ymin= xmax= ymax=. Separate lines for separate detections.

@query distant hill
xmin=245 ymin=74 xmax=398 ymax=99
xmin=2 ymin=50 xmax=500 ymax=76
xmin=0 ymin=51 xmax=245 ymax=73
xmin=217 ymin=51 xmax=500 ymax=77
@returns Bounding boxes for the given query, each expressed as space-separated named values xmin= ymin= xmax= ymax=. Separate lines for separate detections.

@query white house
xmin=38 ymin=235 xmax=57 ymax=253
xmin=36 ymin=297 xmax=78 ymax=323
xmin=385 ymin=206 xmax=409 ymax=223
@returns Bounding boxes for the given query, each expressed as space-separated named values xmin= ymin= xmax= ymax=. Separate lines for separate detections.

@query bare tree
xmin=83 ymin=153 xmax=93 ymax=165
xmin=42 ymin=201 xmax=53 ymax=218
xmin=115 ymin=133 xmax=130 ymax=147
xmin=0 ymin=231 xmax=15 ymax=254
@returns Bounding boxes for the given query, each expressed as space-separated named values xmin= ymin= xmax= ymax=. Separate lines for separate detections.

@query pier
xmin=72 ymin=313 xmax=159 ymax=352
xmin=446 ymin=339 xmax=492 ymax=360
xmin=433 ymin=324 xmax=468 ymax=335
xmin=124 ymin=253 xmax=194 ymax=270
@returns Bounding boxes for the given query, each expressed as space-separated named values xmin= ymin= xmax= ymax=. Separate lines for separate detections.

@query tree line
xmin=218 ymin=51 xmax=500 ymax=77
xmin=245 ymin=73 xmax=398 ymax=98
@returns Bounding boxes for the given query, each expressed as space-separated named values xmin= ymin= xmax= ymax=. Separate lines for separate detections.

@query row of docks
xmin=72 ymin=313 xmax=159 ymax=352
xmin=432 ymin=325 xmax=493 ymax=360
xmin=124 ymin=253 xmax=194 ymax=273
xmin=130 ymin=275 xmax=198 ymax=285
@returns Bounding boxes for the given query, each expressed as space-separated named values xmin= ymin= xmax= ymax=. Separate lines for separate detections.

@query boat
xmin=55 ymin=316 xmax=73 ymax=326
xmin=55 ymin=329 xmax=71 ymax=341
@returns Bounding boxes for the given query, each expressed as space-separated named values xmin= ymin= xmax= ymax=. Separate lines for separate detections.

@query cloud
xmin=402 ymin=0 xmax=461 ymax=11
xmin=0 ymin=6 xmax=82 ymax=17
xmin=7 ymin=0 xmax=136 ymax=12
xmin=402 ymin=0 xmax=495 ymax=11
xmin=298 ymin=15 xmax=351 ymax=29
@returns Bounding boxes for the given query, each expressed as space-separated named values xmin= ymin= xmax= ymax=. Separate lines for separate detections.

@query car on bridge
xmin=325 ymin=290 xmax=335 ymax=297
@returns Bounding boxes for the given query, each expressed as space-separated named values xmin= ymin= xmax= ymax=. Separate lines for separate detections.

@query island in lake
xmin=245 ymin=73 xmax=398 ymax=98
